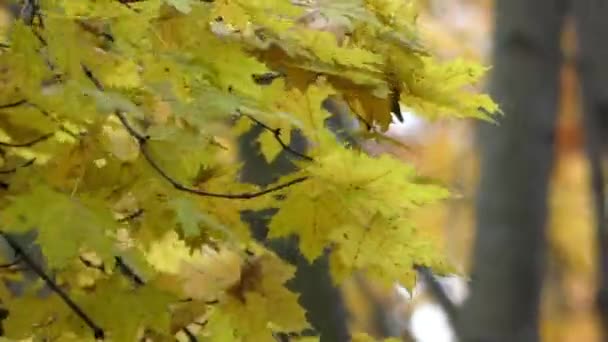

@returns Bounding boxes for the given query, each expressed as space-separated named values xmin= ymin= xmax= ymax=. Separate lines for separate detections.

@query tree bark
xmin=458 ymin=1 xmax=566 ymax=341
xmin=571 ymin=1 xmax=608 ymax=338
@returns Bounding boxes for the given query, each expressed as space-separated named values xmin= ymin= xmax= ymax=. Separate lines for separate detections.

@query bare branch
xmin=0 ymin=232 xmax=105 ymax=339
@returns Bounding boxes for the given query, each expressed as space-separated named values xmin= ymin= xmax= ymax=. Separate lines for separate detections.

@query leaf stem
xmin=0 ymin=232 xmax=105 ymax=339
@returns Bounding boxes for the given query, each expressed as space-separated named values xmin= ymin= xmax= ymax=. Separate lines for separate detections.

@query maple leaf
xmin=1 ymin=185 xmax=116 ymax=268
xmin=329 ymin=212 xmax=450 ymax=288
xmin=270 ymin=148 xmax=449 ymax=261
xmin=75 ymin=276 xmax=176 ymax=341
xmin=205 ymin=251 xmax=309 ymax=341
xmin=0 ymin=0 xmax=498 ymax=338
xmin=3 ymin=291 xmax=71 ymax=340
xmin=180 ymin=245 xmax=243 ymax=301
xmin=170 ymin=196 xmax=206 ymax=238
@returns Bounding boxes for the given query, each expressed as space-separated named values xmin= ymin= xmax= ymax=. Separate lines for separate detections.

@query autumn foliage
xmin=0 ymin=0 xmax=496 ymax=340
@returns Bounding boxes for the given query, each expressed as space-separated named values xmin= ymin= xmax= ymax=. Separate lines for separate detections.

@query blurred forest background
xmin=0 ymin=1 xmax=600 ymax=341
xmin=351 ymin=0 xmax=601 ymax=341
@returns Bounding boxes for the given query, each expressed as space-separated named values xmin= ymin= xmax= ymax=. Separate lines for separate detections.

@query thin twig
xmin=241 ymin=113 xmax=314 ymax=162
xmin=0 ymin=232 xmax=105 ymax=339
xmin=182 ymin=327 xmax=198 ymax=342
xmin=0 ymin=158 xmax=36 ymax=174
xmin=81 ymin=64 xmax=104 ymax=90
xmin=414 ymin=265 xmax=458 ymax=326
xmin=81 ymin=63 xmax=309 ymax=200
xmin=0 ymin=99 xmax=80 ymax=139
xmin=139 ymin=143 xmax=308 ymax=199
xmin=29 ymin=103 xmax=82 ymax=139
xmin=0 ymin=255 xmax=22 ymax=268
xmin=115 ymin=256 xmax=145 ymax=286
xmin=117 ymin=209 xmax=144 ymax=223
xmin=0 ymin=132 xmax=54 ymax=147
xmin=0 ymin=99 xmax=27 ymax=110
xmin=79 ymin=256 xmax=106 ymax=273
xmin=192 ymin=320 xmax=208 ymax=328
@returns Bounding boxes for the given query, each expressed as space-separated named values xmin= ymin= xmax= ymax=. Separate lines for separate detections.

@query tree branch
xmin=414 ymin=265 xmax=458 ymax=327
xmin=0 ymin=158 xmax=36 ymax=174
xmin=240 ymin=112 xmax=314 ymax=162
xmin=117 ymin=208 xmax=144 ymax=223
xmin=0 ymin=133 xmax=54 ymax=148
xmin=0 ymin=99 xmax=27 ymax=110
xmin=182 ymin=327 xmax=198 ymax=342
xmin=0 ymin=232 xmax=105 ymax=339
xmin=114 ymin=256 xmax=145 ymax=286
xmin=81 ymin=64 xmax=309 ymax=200
xmin=0 ymin=255 xmax=22 ymax=269
xmin=0 ymin=99 xmax=80 ymax=139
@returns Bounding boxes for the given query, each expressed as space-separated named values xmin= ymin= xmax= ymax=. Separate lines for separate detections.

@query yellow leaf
xmin=205 ymin=251 xmax=308 ymax=341
xmin=258 ymin=129 xmax=282 ymax=163
xmin=101 ymin=124 xmax=140 ymax=162
xmin=180 ymin=245 xmax=243 ymax=301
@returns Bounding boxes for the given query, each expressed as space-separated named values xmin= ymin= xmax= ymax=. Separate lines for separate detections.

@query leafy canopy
xmin=0 ymin=0 xmax=496 ymax=340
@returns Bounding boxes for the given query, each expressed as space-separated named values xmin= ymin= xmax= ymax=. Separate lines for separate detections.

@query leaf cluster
xmin=0 ymin=0 xmax=496 ymax=340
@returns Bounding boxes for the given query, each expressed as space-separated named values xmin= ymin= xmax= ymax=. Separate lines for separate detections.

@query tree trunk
xmin=571 ymin=1 xmax=608 ymax=338
xmin=458 ymin=1 xmax=566 ymax=341
xmin=238 ymin=121 xmax=351 ymax=342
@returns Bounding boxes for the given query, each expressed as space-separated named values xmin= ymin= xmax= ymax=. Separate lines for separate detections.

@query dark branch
xmin=0 ymin=255 xmax=22 ymax=268
xmin=0 ymin=133 xmax=54 ymax=147
xmin=81 ymin=63 xmax=308 ymax=200
xmin=139 ymin=140 xmax=309 ymax=199
xmin=240 ymin=112 xmax=314 ymax=162
xmin=117 ymin=209 xmax=144 ymax=223
xmin=182 ymin=327 xmax=198 ymax=342
xmin=0 ymin=158 xmax=36 ymax=174
xmin=192 ymin=320 xmax=208 ymax=328
xmin=81 ymin=64 xmax=104 ymax=90
xmin=414 ymin=265 xmax=458 ymax=326
xmin=0 ymin=232 xmax=105 ymax=339
xmin=115 ymin=256 xmax=145 ymax=286
xmin=251 ymin=71 xmax=285 ymax=85
xmin=79 ymin=256 xmax=106 ymax=273
xmin=0 ymin=99 xmax=27 ymax=110
xmin=0 ymin=99 xmax=80 ymax=139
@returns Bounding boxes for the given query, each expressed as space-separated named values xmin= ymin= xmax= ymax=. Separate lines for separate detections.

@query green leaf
xmin=1 ymin=185 xmax=116 ymax=268
xmin=169 ymin=196 xmax=205 ymax=238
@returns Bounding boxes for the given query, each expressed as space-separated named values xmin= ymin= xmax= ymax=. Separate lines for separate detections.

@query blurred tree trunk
xmin=458 ymin=1 xmax=566 ymax=341
xmin=571 ymin=1 xmax=608 ymax=339
xmin=238 ymin=110 xmax=353 ymax=342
